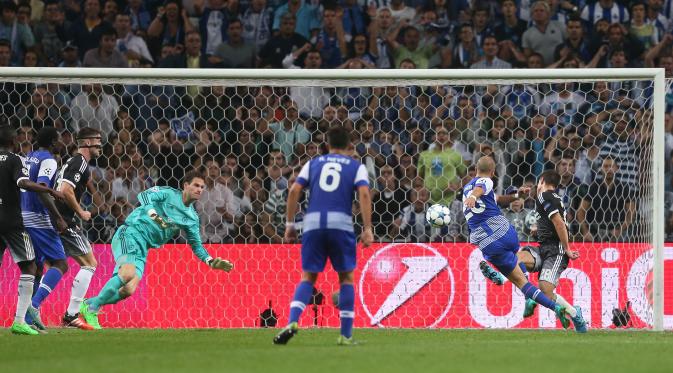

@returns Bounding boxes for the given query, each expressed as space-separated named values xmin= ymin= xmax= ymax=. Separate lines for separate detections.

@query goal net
xmin=0 ymin=68 xmax=667 ymax=330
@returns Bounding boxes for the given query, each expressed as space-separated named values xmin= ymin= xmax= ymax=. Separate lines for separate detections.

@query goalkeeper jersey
xmin=124 ymin=186 xmax=210 ymax=262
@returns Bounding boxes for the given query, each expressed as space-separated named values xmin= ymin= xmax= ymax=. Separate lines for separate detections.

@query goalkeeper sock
xmin=521 ymin=283 xmax=557 ymax=311
xmin=32 ymin=267 xmax=63 ymax=309
xmin=555 ymin=294 xmax=577 ymax=318
xmin=339 ymin=284 xmax=355 ymax=338
xmin=67 ymin=266 xmax=95 ymax=316
xmin=88 ymin=275 xmax=125 ymax=312
xmin=288 ymin=281 xmax=313 ymax=324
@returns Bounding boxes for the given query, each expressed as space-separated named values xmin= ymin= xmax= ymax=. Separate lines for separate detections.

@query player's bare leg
xmin=337 ymin=271 xmax=356 ymax=346
xmin=273 ymin=272 xmax=318 ymax=345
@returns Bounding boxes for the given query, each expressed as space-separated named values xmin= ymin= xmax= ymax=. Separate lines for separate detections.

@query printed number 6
xmin=319 ymin=163 xmax=342 ymax=192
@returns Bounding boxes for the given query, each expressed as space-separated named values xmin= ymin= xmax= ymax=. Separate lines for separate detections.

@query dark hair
xmin=481 ymin=34 xmax=497 ymax=46
xmin=327 ymin=126 xmax=350 ymax=150
xmin=37 ymin=126 xmax=59 ymax=148
xmin=1 ymin=1 xmax=17 ymax=13
xmin=77 ymin=127 xmax=101 ymax=141
xmin=99 ymin=24 xmax=117 ymax=40
xmin=0 ymin=125 xmax=14 ymax=147
xmin=183 ymin=169 xmax=205 ymax=185
xmin=539 ymin=169 xmax=561 ymax=188
xmin=0 ymin=39 xmax=11 ymax=50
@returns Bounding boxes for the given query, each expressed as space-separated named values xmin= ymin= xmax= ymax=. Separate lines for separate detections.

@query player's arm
xmin=464 ymin=186 xmax=484 ymax=209
xmin=137 ymin=187 xmax=170 ymax=206
xmin=87 ymin=179 xmax=104 ymax=214
xmin=496 ymin=186 xmax=531 ymax=206
xmin=284 ymin=181 xmax=304 ymax=242
xmin=357 ymin=184 xmax=373 ymax=247
xmin=550 ymin=213 xmax=577 ymax=259
xmin=38 ymin=192 xmax=68 ymax=233
xmin=184 ymin=222 xmax=233 ymax=272
xmin=59 ymin=182 xmax=90 ymax=221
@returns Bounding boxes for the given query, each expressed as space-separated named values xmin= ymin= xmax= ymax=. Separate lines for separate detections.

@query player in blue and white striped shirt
xmin=274 ymin=126 xmax=373 ymax=346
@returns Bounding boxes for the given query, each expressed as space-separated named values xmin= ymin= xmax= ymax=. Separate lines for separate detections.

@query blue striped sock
xmin=339 ymin=284 xmax=355 ymax=338
xmin=31 ymin=267 xmax=63 ymax=309
xmin=288 ymin=281 xmax=313 ymax=324
xmin=521 ymin=282 xmax=557 ymax=310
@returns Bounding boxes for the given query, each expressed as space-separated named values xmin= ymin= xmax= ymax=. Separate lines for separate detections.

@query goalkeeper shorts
xmin=111 ymin=225 xmax=149 ymax=279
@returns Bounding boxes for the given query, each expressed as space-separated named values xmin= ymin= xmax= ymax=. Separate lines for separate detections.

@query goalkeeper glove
xmin=208 ymin=257 xmax=233 ymax=272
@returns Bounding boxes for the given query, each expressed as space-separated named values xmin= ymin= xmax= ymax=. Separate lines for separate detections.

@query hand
xmin=79 ymin=210 xmax=92 ymax=221
xmin=360 ymin=227 xmax=373 ymax=247
xmin=284 ymin=225 xmax=297 ymax=243
xmin=55 ymin=217 xmax=68 ymax=234
xmin=208 ymin=257 xmax=233 ymax=272
xmin=566 ymin=250 xmax=580 ymax=260
xmin=464 ymin=195 xmax=476 ymax=209
xmin=518 ymin=186 xmax=531 ymax=197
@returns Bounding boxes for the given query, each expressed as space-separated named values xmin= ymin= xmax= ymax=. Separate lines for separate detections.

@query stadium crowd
xmin=0 ymin=0 xmax=671 ymax=244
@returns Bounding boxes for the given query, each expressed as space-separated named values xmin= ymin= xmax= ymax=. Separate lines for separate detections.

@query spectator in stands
xmin=199 ymin=0 xmax=229 ymax=57
xmin=522 ymin=0 xmax=565 ymax=66
xmin=68 ymin=0 xmax=111 ymax=57
xmin=147 ymin=0 xmax=195 ymax=52
xmin=540 ymin=82 xmax=584 ymax=127
xmin=272 ymin=0 xmax=320 ymax=41
xmin=471 ymin=5 xmax=493 ymax=46
xmin=390 ymin=187 xmax=438 ymax=242
xmin=83 ymin=24 xmax=128 ymax=67
xmin=629 ymin=2 xmax=658 ymax=50
xmin=59 ymin=40 xmax=80 ymax=67
xmin=577 ymin=157 xmax=635 ymax=242
xmin=315 ymin=7 xmax=346 ymax=69
xmin=211 ymin=19 xmax=255 ymax=68
xmin=598 ymin=110 xmax=639 ymax=191
xmin=240 ymin=0 xmax=272 ymax=55
xmin=0 ymin=1 xmax=34 ymax=65
xmin=199 ymin=158 xmax=237 ymax=243
xmin=388 ymin=0 xmax=415 ymax=25
xmin=15 ymin=84 xmax=60 ymax=130
xmin=258 ymin=13 xmax=308 ymax=68
xmin=368 ymin=7 xmax=394 ymax=68
xmin=388 ymin=23 xmax=437 ymax=69
xmin=110 ymin=155 xmax=150 ymax=206
xmin=354 ymin=120 xmax=386 ymax=182
xmin=502 ymin=196 xmax=536 ymax=243
xmin=70 ymin=84 xmax=119 ymax=140
xmin=471 ymin=34 xmax=512 ymax=69
xmin=102 ymin=0 xmax=117 ymax=25
xmin=580 ymin=0 xmax=630 ymax=27
xmin=553 ymin=16 xmax=593 ymax=65
xmin=341 ymin=0 xmax=366 ymax=42
xmin=494 ymin=0 xmax=527 ymax=48
xmin=599 ymin=23 xmax=645 ymax=68
xmin=260 ymin=100 xmax=310 ymax=163
xmin=452 ymin=23 xmax=482 ymax=68
xmin=33 ymin=0 xmax=69 ymax=66
xmin=555 ymin=151 xmax=586 ymax=234
xmin=115 ymin=12 xmax=153 ymax=66
xmin=372 ymin=164 xmax=407 ymax=240
xmin=417 ymin=125 xmax=466 ymax=205
xmin=125 ymin=0 xmax=151 ymax=33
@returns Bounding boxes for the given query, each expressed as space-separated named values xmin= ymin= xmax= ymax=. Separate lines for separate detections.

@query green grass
xmin=2 ymin=328 xmax=673 ymax=373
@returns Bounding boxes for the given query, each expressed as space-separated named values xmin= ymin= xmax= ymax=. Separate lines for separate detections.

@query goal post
xmin=0 ymin=67 xmax=666 ymax=330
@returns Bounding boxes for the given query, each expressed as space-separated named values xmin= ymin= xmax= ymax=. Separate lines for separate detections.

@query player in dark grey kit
xmin=0 ymin=125 xmax=63 ymax=335
xmin=54 ymin=127 xmax=104 ymax=329
xmin=480 ymin=169 xmax=588 ymax=333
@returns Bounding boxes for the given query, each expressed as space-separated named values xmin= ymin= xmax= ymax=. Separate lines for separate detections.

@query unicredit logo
xmin=358 ymin=243 xmax=454 ymax=328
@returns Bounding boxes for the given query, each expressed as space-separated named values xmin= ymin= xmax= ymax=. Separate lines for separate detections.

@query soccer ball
xmin=425 ymin=204 xmax=452 ymax=227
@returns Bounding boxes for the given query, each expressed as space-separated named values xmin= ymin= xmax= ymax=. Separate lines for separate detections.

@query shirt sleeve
xmin=58 ymin=156 xmax=86 ymax=189
xmin=354 ymin=164 xmax=369 ymax=188
xmin=184 ymin=218 xmax=211 ymax=263
xmin=296 ymin=161 xmax=310 ymax=186
xmin=542 ymin=192 xmax=563 ymax=219
xmin=137 ymin=187 xmax=171 ymax=206
xmin=474 ymin=177 xmax=493 ymax=195
xmin=12 ymin=155 xmax=29 ymax=186
xmin=37 ymin=158 xmax=58 ymax=185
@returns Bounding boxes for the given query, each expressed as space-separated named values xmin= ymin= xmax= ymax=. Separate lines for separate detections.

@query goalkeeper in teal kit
xmin=80 ymin=171 xmax=233 ymax=329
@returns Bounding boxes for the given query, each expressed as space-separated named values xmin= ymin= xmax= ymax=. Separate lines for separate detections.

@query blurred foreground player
xmin=274 ymin=126 xmax=373 ymax=346
xmin=0 ymin=125 xmax=63 ymax=335
xmin=79 ymin=170 xmax=233 ymax=329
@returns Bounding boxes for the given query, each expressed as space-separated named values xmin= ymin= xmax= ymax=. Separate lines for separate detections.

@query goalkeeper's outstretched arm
xmin=185 ymin=224 xmax=233 ymax=272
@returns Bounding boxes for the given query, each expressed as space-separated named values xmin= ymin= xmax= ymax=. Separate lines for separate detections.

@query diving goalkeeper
xmin=79 ymin=170 xmax=233 ymax=329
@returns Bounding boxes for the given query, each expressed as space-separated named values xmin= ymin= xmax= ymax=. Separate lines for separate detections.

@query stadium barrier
xmin=2 ymin=243 xmax=669 ymax=329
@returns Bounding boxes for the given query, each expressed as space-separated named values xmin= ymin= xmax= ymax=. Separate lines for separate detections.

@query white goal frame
xmin=0 ymin=67 xmax=664 ymax=330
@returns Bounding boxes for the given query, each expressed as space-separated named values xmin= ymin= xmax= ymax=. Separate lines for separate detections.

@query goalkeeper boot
xmin=26 ymin=305 xmax=47 ymax=333
xmin=273 ymin=322 xmax=298 ymax=345
xmin=523 ymin=298 xmax=538 ymax=318
xmin=479 ymin=261 xmax=506 ymax=285
xmin=571 ymin=306 xmax=588 ymax=333
xmin=62 ymin=313 xmax=94 ymax=331
xmin=79 ymin=300 xmax=102 ymax=330
xmin=10 ymin=322 xmax=39 ymax=336
xmin=554 ymin=305 xmax=570 ymax=329
xmin=337 ymin=335 xmax=358 ymax=346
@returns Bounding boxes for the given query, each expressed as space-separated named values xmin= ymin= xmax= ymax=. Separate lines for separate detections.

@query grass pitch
xmin=1 ymin=328 xmax=672 ymax=373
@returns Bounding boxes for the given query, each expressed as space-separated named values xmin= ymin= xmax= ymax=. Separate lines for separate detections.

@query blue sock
xmin=339 ymin=284 xmax=355 ymax=338
xmin=288 ymin=281 xmax=313 ymax=324
xmin=87 ymin=275 xmax=125 ymax=311
xmin=518 ymin=262 xmax=528 ymax=278
xmin=32 ymin=268 xmax=63 ymax=309
xmin=521 ymin=282 xmax=557 ymax=310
